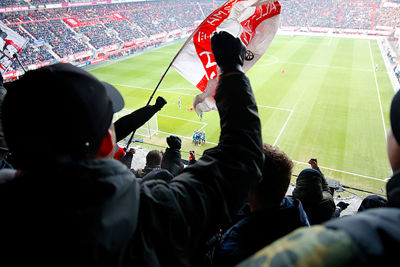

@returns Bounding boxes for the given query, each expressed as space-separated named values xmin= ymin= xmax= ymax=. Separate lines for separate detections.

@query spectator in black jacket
xmin=161 ymin=135 xmax=184 ymax=176
xmin=0 ymin=31 xmax=263 ymax=267
xmin=290 ymin=158 xmax=336 ymax=224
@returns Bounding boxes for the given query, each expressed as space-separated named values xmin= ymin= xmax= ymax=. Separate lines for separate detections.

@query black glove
xmin=166 ymin=135 xmax=182 ymax=150
xmin=337 ymin=201 xmax=349 ymax=211
xmin=211 ymin=31 xmax=246 ymax=74
xmin=154 ymin=96 xmax=167 ymax=111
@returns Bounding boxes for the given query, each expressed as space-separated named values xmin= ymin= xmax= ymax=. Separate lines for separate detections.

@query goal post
xmin=135 ymin=114 xmax=158 ymax=138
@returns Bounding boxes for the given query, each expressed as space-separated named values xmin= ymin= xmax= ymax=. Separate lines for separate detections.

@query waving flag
xmin=172 ymin=0 xmax=281 ymax=114
xmin=0 ymin=21 xmax=28 ymax=74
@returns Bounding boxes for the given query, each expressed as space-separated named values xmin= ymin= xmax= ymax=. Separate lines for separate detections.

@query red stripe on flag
xmin=240 ymin=2 xmax=281 ymax=46
xmin=196 ymin=75 xmax=210 ymax=92
xmin=193 ymin=0 xmax=247 ymax=91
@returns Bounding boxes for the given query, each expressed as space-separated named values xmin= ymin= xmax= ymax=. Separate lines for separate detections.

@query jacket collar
xmin=386 ymin=171 xmax=400 ymax=207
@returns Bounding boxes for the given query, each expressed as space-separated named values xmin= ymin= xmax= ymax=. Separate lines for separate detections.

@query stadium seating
xmin=0 ymin=0 xmax=399 ymax=72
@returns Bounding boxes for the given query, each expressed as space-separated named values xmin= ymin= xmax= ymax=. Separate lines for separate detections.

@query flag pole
xmin=124 ymin=62 xmax=172 ymax=151
xmin=0 ymin=51 xmax=25 ymax=74
xmin=13 ymin=53 xmax=26 ymax=73
xmin=124 ymin=29 xmax=203 ymax=151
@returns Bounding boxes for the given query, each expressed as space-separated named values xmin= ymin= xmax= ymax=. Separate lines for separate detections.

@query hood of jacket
xmin=387 ymin=170 xmax=400 ymax=207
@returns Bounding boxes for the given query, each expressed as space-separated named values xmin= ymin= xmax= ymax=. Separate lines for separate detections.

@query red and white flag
xmin=0 ymin=21 xmax=28 ymax=74
xmin=172 ymin=0 xmax=281 ymax=114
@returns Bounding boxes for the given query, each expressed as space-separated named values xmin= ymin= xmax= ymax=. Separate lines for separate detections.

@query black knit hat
xmin=357 ymin=195 xmax=387 ymax=212
xmin=1 ymin=63 xmax=124 ymax=167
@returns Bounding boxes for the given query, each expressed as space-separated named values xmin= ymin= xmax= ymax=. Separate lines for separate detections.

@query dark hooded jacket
xmin=291 ymin=168 xmax=336 ymax=224
xmin=161 ymin=147 xmax=183 ymax=176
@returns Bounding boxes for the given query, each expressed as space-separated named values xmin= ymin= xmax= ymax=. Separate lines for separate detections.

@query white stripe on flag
xmin=171 ymin=0 xmax=281 ymax=114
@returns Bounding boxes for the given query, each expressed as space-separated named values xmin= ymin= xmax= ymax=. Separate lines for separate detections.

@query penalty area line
xmin=273 ymin=110 xmax=293 ymax=146
xmin=113 ymin=84 xmax=197 ymax=97
xmin=368 ymin=40 xmax=387 ymax=145
xmin=158 ymin=113 xmax=207 ymax=126
xmin=292 ymin=159 xmax=386 ymax=182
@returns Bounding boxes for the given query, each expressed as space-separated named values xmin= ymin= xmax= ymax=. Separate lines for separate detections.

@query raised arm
xmin=114 ymin=96 xmax=166 ymax=142
xmin=132 ymin=32 xmax=263 ymax=266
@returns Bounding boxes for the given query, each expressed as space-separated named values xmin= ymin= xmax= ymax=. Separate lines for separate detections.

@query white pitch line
xmin=257 ymin=104 xmax=293 ymax=112
xmin=158 ymin=113 xmax=207 ymax=125
xmin=116 ymin=84 xmax=291 ymax=112
xmin=113 ymin=84 xmax=196 ymax=97
xmin=158 ymin=87 xmax=198 ymax=91
xmin=257 ymin=55 xmax=280 ymax=67
xmin=280 ymin=60 xmax=372 ymax=72
xmin=368 ymin=40 xmax=387 ymax=144
xmin=273 ymin=110 xmax=293 ymax=146
xmin=292 ymin=160 xmax=386 ymax=182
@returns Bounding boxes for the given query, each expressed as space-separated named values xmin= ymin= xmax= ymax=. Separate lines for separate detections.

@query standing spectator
xmin=161 ymin=135 xmax=184 ymax=176
xmin=212 ymin=143 xmax=309 ymax=267
xmin=290 ymin=158 xmax=336 ymax=225
xmin=0 ymin=31 xmax=263 ymax=266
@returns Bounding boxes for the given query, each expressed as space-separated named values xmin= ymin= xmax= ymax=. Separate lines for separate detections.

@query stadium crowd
xmin=280 ymin=0 xmax=397 ymax=29
xmin=0 ymin=2 xmax=399 ymax=265
xmin=0 ymin=29 xmax=398 ymax=267
xmin=0 ymin=0 xmax=399 ymax=72
xmin=0 ymin=0 xmax=211 ymax=70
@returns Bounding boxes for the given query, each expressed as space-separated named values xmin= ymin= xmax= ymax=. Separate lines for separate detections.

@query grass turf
xmin=88 ymin=35 xmax=395 ymax=196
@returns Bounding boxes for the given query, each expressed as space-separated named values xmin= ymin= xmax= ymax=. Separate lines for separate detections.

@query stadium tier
xmin=0 ymin=0 xmax=399 ymax=76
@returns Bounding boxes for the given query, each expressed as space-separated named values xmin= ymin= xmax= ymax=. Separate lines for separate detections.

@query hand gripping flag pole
xmin=13 ymin=53 xmax=26 ymax=73
xmin=0 ymin=51 xmax=26 ymax=74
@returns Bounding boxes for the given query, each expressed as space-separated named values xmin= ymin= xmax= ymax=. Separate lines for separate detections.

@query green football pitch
xmin=88 ymin=35 xmax=395 ymax=195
